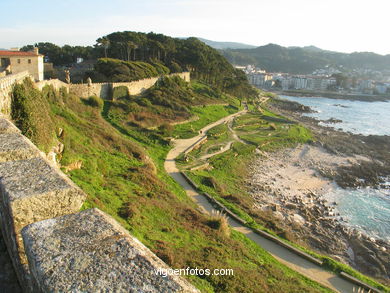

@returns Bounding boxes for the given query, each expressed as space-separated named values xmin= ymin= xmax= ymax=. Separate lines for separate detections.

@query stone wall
xmin=70 ymin=72 xmax=191 ymax=99
xmin=35 ymin=79 xmax=69 ymax=93
xmin=0 ymin=118 xmax=87 ymax=291
xmin=0 ymin=80 xmax=198 ymax=292
xmin=0 ymin=72 xmax=31 ymax=118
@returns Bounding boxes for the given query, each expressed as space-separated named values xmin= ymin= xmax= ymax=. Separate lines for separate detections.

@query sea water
xmin=280 ymin=95 xmax=390 ymax=241
xmin=280 ymin=95 xmax=390 ymax=136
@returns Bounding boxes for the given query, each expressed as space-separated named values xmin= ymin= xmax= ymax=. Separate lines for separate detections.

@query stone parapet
xmin=0 ymin=118 xmax=87 ymax=291
xmin=0 ymin=133 xmax=41 ymax=163
xmin=22 ymin=208 xmax=199 ymax=293
xmin=0 ymin=117 xmax=21 ymax=134
xmin=0 ymin=156 xmax=86 ymax=291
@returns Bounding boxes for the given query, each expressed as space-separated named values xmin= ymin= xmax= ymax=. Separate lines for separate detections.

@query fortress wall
xmin=0 ymin=77 xmax=198 ymax=292
xmin=0 ymin=118 xmax=87 ymax=291
xmin=0 ymin=72 xmax=31 ymax=118
xmin=0 ymin=72 xmax=190 ymax=115
xmin=113 ymin=76 xmax=160 ymax=97
xmin=69 ymin=72 xmax=191 ymax=99
xmin=35 ymin=79 xmax=69 ymax=93
xmin=69 ymin=82 xmax=110 ymax=99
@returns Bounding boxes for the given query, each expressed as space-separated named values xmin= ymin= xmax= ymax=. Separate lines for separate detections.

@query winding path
xmin=164 ymin=110 xmax=358 ymax=293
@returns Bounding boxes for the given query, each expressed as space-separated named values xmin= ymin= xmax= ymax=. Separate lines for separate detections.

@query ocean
xmin=280 ymin=95 xmax=390 ymax=242
xmin=280 ymin=95 xmax=390 ymax=135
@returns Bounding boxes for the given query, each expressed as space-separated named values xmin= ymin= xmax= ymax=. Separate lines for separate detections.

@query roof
xmin=0 ymin=50 xmax=42 ymax=57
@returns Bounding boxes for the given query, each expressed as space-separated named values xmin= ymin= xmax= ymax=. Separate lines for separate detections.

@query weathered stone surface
xmin=0 ymin=133 xmax=41 ymax=162
xmin=0 ymin=156 xmax=86 ymax=290
xmin=22 ymin=208 xmax=199 ymax=293
xmin=0 ymin=118 xmax=20 ymax=134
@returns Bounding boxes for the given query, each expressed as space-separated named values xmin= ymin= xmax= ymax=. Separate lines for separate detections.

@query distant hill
xmin=221 ymin=43 xmax=390 ymax=74
xmin=196 ymin=37 xmax=257 ymax=49
xmin=289 ymin=45 xmax=324 ymax=52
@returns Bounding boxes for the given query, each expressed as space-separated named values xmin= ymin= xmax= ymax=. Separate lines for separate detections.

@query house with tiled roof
xmin=0 ymin=48 xmax=44 ymax=81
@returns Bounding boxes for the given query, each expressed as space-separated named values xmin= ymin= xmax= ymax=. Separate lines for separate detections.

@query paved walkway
xmin=164 ymin=110 xmax=357 ymax=293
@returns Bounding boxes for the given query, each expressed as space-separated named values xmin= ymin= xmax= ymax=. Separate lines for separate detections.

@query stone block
xmin=0 ymin=133 xmax=41 ymax=162
xmin=22 ymin=208 xmax=199 ymax=293
xmin=0 ymin=157 xmax=86 ymax=290
xmin=0 ymin=118 xmax=20 ymax=134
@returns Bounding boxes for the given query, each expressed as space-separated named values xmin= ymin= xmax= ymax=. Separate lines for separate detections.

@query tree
xmin=125 ymin=41 xmax=136 ymax=61
xmin=97 ymin=37 xmax=110 ymax=58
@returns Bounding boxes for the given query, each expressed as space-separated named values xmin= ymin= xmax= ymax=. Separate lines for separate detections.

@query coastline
xmin=249 ymin=97 xmax=390 ymax=283
xmin=272 ymin=90 xmax=390 ymax=102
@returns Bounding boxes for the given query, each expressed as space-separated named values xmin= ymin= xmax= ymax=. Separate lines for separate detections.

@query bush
xmin=168 ymin=61 xmax=182 ymax=73
xmin=137 ymin=98 xmax=152 ymax=107
xmin=112 ymin=86 xmax=129 ymax=100
xmin=95 ymin=58 xmax=170 ymax=82
xmin=11 ymin=78 xmax=56 ymax=152
xmin=206 ymin=210 xmax=230 ymax=237
xmin=87 ymin=96 xmax=103 ymax=108
xmin=158 ymin=123 xmax=174 ymax=136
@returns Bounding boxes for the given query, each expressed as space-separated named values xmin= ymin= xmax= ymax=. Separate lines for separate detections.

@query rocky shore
xmin=247 ymin=98 xmax=390 ymax=284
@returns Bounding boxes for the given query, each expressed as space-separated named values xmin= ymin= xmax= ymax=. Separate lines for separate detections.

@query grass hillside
xmin=10 ymin=79 xmax=332 ymax=293
xmin=107 ymin=76 xmax=241 ymax=129
xmin=179 ymin=109 xmax=314 ymax=242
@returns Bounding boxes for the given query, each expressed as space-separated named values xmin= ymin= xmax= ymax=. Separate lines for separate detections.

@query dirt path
xmin=164 ymin=110 xmax=358 ymax=293
xmin=198 ymin=114 xmax=248 ymax=161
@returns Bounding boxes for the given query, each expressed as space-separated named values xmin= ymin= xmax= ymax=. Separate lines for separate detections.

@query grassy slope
xmin=11 ymin=81 xmax=333 ymax=292
xmin=102 ymin=95 xmax=331 ymax=292
xmin=173 ymin=105 xmax=239 ymax=138
xmin=11 ymin=78 xmax=388 ymax=292
xmin=180 ymin=104 xmax=390 ymax=292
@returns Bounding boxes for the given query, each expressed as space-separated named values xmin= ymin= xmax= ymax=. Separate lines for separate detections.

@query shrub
xmin=206 ymin=210 xmax=230 ymax=237
xmin=87 ymin=96 xmax=103 ymax=108
xmin=158 ymin=123 xmax=174 ymax=136
xmin=112 ymin=86 xmax=129 ymax=100
xmin=95 ymin=58 xmax=170 ymax=82
xmin=137 ymin=98 xmax=152 ymax=107
xmin=11 ymin=78 xmax=56 ymax=152
xmin=168 ymin=61 xmax=182 ymax=73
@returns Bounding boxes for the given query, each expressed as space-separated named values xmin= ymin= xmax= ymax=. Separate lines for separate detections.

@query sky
xmin=1 ymin=0 xmax=389 ymax=55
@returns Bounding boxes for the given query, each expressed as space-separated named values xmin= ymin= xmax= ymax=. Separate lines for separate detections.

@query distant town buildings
xmin=240 ymin=65 xmax=390 ymax=95
xmin=0 ymin=48 xmax=44 ymax=81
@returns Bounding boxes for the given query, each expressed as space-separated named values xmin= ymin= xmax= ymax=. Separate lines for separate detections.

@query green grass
xmin=207 ymin=123 xmax=229 ymax=137
xmin=173 ymin=104 xmax=239 ymax=138
xmin=15 ymin=83 xmax=346 ymax=292
xmin=178 ymin=107 xmax=390 ymax=293
xmin=98 ymin=93 xmax=334 ymax=292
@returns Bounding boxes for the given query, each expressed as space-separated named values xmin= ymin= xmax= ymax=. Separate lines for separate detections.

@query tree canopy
xmin=22 ymin=31 xmax=256 ymax=98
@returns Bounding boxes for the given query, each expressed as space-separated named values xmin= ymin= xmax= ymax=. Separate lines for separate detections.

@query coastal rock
xmin=291 ymin=214 xmax=305 ymax=226
xmin=259 ymin=97 xmax=390 ymax=280
xmin=285 ymin=203 xmax=297 ymax=210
